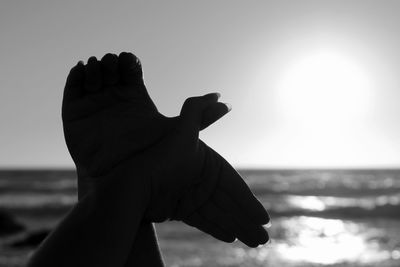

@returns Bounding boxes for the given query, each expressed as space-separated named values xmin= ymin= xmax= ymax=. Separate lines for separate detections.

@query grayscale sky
xmin=1 ymin=0 xmax=400 ymax=168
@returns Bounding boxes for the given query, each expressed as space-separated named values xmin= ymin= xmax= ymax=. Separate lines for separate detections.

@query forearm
xmin=27 ymin=163 xmax=149 ymax=267
xmin=124 ymin=222 xmax=165 ymax=267
xmin=77 ymin=167 xmax=165 ymax=267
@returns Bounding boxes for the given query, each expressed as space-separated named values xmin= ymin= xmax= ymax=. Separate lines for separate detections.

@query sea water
xmin=0 ymin=169 xmax=399 ymax=267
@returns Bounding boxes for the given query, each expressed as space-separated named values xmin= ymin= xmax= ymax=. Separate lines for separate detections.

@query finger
xmin=184 ymin=210 xmax=236 ymax=243
xmin=62 ymin=62 xmax=85 ymax=121
xmin=201 ymin=92 xmax=221 ymax=103
xmin=84 ymin=56 xmax=102 ymax=92
xmin=205 ymin=144 xmax=270 ymax=225
xmin=62 ymin=93 xmax=117 ymax=122
xmin=118 ymin=52 xmax=143 ymax=85
xmin=180 ymin=93 xmax=221 ymax=127
xmin=101 ymin=53 xmax=119 ymax=86
xmin=220 ymin=163 xmax=270 ymax=225
xmin=63 ymin=61 xmax=85 ymax=102
xmin=199 ymin=199 xmax=259 ymax=247
xmin=116 ymin=52 xmax=158 ymax=112
xmin=200 ymin=102 xmax=231 ymax=130
xmin=212 ymin=188 xmax=270 ymax=246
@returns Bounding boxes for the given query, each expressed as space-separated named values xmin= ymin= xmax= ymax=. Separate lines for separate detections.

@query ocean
xmin=0 ymin=169 xmax=399 ymax=267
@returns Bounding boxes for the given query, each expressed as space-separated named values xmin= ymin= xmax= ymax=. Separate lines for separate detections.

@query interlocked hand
xmin=62 ymin=53 xmax=270 ymax=247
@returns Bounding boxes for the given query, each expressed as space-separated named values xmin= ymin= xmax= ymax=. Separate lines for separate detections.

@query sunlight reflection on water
xmin=287 ymin=196 xmax=327 ymax=211
xmin=264 ymin=217 xmax=391 ymax=265
xmin=286 ymin=193 xmax=400 ymax=211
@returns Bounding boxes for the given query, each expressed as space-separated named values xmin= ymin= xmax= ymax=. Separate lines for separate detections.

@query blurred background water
xmin=0 ymin=169 xmax=399 ymax=267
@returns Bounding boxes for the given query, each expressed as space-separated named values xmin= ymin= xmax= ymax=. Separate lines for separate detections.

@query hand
xmin=62 ymin=53 xmax=270 ymax=247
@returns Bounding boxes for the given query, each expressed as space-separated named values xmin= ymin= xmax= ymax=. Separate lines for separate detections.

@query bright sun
xmin=276 ymin=50 xmax=373 ymax=127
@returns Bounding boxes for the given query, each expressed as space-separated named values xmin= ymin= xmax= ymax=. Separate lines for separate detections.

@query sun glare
xmin=275 ymin=50 xmax=373 ymax=127
xmin=273 ymin=217 xmax=390 ymax=265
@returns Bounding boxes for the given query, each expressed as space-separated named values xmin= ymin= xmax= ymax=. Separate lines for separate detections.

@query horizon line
xmin=1 ymin=165 xmax=400 ymax=171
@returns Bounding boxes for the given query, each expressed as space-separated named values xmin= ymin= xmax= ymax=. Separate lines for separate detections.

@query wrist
xmin=99 ymin=156 xmax=151 ymax=208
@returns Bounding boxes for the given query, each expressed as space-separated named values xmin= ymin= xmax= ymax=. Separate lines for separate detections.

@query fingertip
xmin=260 ymin=227 xmax=270 ymax=245
xmin=224 ymin=103 xmax=232 ymax=112
xmin=118 ymin=51 xmax=143 ymax=84
xmin=241 ymin=222 xmax=270 ymax=248
xmin=184 ymin=212 xmax=236 ymax=243
xmin=257 ymin=233 xmax=271 ymax=247
xmin=118 ymin=51 xmax=141 ymax=67
xmin=63 ymin=61 xmax=85 ymax=106
xmin=74 ymin=61 xmax=85 ymax=73
xmin=118 ymin=51 xmax=134 ymax=65
xmin=263 ymin=220 xmax=272 ymax=229
xmin=118 ymin=51 xmax=130 ymax=57
xmin=260 ymin=209 xmax=271 ymax=225
xmin=101 ymin=53 xmax=119 ymax=69
xmin=101 ymin=53 xmax=119 ymax=85
xmin=202 ymin=92 xmax=220 ymax=103
xmin=66 ymin=61 xmax=85 ymax=87
xmin=87 ymin=56 xmax=97 ymax=64
xmin=101 ymin=53 xmax=118 ymax=61
xmin=200 ymin=102 xmax=230 ymax=130
xmin=225 ymin=235 xmax=237 ymax=243
xmin=253 ymin=207 xmax=271 ymax=226
xmin=257 ymin=239 xmax=270 ymax=248
xmin=246 ymin=240 xmax=261 ymax=248
xmin=85 ymin=56 xmax=102 ymax=92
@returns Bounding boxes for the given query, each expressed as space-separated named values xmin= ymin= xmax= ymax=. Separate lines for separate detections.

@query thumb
xmin=200 ymin=102 xmax=231 ymax=131
xmin=180 ymin=93 xmax=230 ymax=130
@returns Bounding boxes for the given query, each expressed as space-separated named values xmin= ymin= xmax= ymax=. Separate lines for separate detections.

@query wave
xmin=269 ymin=204 xmax=400 ymax=219
xmin=1 ymin=169 xmax=399 ymax=221
xmin=0 ymin=193 xmax=76 ymax=208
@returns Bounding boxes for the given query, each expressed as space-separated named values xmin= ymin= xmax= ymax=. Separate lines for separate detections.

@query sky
xmin=1 ymin=0 xmax=400 ymax=169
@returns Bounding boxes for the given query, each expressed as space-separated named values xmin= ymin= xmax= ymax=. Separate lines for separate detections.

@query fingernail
xmin=128 ymin=57 xmax=141 ymax=70
xmin=134 ymin=57 xmax=141 ymax=67
xmin=263 ymin=221 xmax=272 ymax=228
xmin=215 ymin=92 xmax=221 ymax=99
xmin=128 ymin=57 xmax=142 ymax=75
xmin=224 ymin=103 xmax=232 ymax=112
xmin=77 ymin=60 xmax=84 ymax=66
xmin=257 ymin=238 xmax=271 ymax=248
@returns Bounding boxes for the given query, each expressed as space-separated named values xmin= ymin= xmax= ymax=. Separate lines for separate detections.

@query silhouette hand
xmin=62 ymin=53 xmax=270 ymax=247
